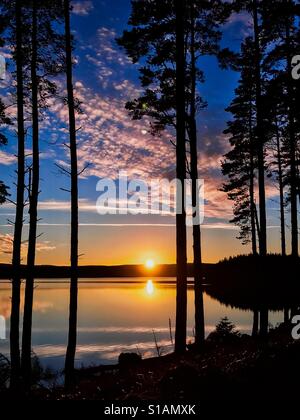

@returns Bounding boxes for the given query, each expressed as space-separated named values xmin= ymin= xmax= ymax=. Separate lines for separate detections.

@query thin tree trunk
xmin=253 ymin=0 xmax=268 ymax=338
xmin=252 ymin=309 xmax=259 ymax=337
xmin=64 ymin=0 xmax=79 ymax=387
xmin=285 ymin=1 xmax=298 ymax=257
xmin=175 ymin=0 xmax=187 ymax=354
xmin=250 ymin=171 xmax=257 ymax=255
xmin=275 ymin=118 xmax=286 ymax=256
xmin=284 ymin=307 xmax=290 ymax=323
xmin=254 ymin=202 xmax=260 ymax=251
xmin=10 ymin=0 xmax=25 ymax=389
xmin=21 ymin=0 xmax=39 ymax=387
xmin=253 ymin=0 xmax=267 ymax=257
xmin=190 ymin=2 xmax=205 ymax=347
xmin=259 ymin=307 xmax=268 ymax=337
xmin=249 ymin=108 xmax=257 ymax=255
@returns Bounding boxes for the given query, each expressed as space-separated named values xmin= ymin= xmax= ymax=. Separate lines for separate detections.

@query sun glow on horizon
xmin=145 ymin=259 xmax=155 ymax=269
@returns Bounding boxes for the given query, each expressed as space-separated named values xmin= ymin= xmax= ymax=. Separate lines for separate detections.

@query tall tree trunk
xmin=284 ymin=307 xmax=290 ymax=323
xmin=64 ymin=0 xmax=79 ymax=387
xmin=259 ymin=307 xmax=268 ymax=337
xmin=275 ymin=118 xmax=286 ymax=256
xmin=285 ymin=0 xmax=298 ymax=257
xmin=252 ymin=309 xmax=259 ymax=337
xmin=190 ymin=2 xmax=205 ymax=347
xmin=21 ymin=0 xmax=39 ymax=387
xmin=253 ymin=0 xmax=268 ymax=338
xmin=250 ymin=172 xmax=257 ymax=255
xmin=10 ymin=0 xmax=25 ymax=389
xmin=253 ymin=0 xmax=267 ymax=257
xmin=254 ymin=202 xmax=260 ymax=252
xmin=249 ymin=108 xmax=257 ymax=255
xmin=174 ymin=0 xmax=187 ymax=354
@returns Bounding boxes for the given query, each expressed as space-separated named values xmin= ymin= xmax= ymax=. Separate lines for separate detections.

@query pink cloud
xmin=0 ymin=150 xmax=16 ymax=165
xmin=0 ymin=233 xmax=56 ymax=257
xmin=72 ymin=1 xmax=94 ymax=16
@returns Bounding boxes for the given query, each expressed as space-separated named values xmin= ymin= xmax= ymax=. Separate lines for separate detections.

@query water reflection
xmin=0 ymin=279 xmax=285 ymax=370
xmin=145 ymin=280 xmax=154 ymax=296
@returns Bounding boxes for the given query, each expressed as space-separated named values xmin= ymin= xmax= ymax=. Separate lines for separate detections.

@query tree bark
xmin=10 ymin=0 xmax=25 ymax=389
xmin=285 ymin=0 xmax=298 ymax=257
xmin=189 ymin=2 xmax=205 ymax=347
xmin=284 ymin=307 xmax=290 ymax=323
xmin=249 ymin=107 xmax=258 ymax=255
xmin=252 ymin=309 xmax=259 ymax=337
xmin=275 ymin=118 xmax=286 ymax=256
xmin=64 ymin=0 xmax=79 ymax=387
xmin=253 ymin=0 xmax=267 ymax=257
xmin=175 ymin=0 xmax=187 ymax=354
xmin=21 ymin=0 xmax=39 ymax=387
xmin=254 ymin=202 xmax=260 ymax=251
xmin=253 ymin=0 xmax=268 ymax=338
xmin=259 ymin=307 xmax=269 ymax=337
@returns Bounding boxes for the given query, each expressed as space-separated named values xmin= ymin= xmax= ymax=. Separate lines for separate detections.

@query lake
xmin=0 ymin=278 xmax=284 ymax=371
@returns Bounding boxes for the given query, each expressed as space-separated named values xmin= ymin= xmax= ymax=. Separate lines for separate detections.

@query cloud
xmin=83 ymin=27 xmax=132 ymax=89
xmin=224 ymin=11 xmax=253 ymax=37
xmin=46 ymin=77 xmax=238 ymax=225
xmin=48 ymin=78 xmax=175 ymax=180
xmin=0 ymin=199 xmax=98 ymax=213
xmin=44 ymin=26 xmax=175 ymax=182
xmin=35 ymin=242 xmax=57 ymax=252
xmin=0 ymin=233 xmax=56 ymax=256
xmin=0 ymin=150 xmax=16 ymax=165
xmin=38 ymin=199 xmax=96 ymax=212
xmin=95 ymin=27 xmax=131 ymax=67
xmin=0 ymin=233 xmax=13 ymax=254
xmin=72 ymin=1 xmax=94 ymax=16
xmin=40 ymin=24 xmax=285 ymax=232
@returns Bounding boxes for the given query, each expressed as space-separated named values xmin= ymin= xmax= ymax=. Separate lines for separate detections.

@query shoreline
xmin=0 ymin=263 xmax=215 ymax=279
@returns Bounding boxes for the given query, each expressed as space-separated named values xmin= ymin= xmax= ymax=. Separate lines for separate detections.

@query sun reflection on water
xmin=145 ymin=280 xmax=155 ymax=296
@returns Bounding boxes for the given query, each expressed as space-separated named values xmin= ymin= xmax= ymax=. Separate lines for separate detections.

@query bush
xmin=0 ymin=354 xmax=10 ymax=390
xmin=207 ymin=317 xmax=241 ymax=344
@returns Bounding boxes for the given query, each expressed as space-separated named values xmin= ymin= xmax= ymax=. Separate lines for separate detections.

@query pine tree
xmin=21 ymin=0 xmax=65 ymax=387
xmin=10 ymin=0 xmax=26 ymax=388
xmin=233 ymin=0 xmax=268 ymax=256
xmin=0 ymin=99 xmax=11 ymax=204
xmin=262 ymin=0 xmax=300 ymax=256
xmin=174 ymin=0 xmax=188 ymax=354
xmin=264 ymin=76 xmax=288 ymax=256
xmin=232 ymin=0 xmax=271 ymax=337
xmin=0 ymin=0 xmax=65 ymax=387
xmin=118 ymin=0 xmax=230 ymax=350
xmin=64 ymin=0 xmax=79 ymax=387
xmin=222 ymin=38 xmax=258 ymax=254
xmin=252 ymin=0 xmax=267 ymax=256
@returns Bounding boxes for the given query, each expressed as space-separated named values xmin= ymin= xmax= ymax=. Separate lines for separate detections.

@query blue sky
xmin=0 ymin=0 xmax=288 ymax=265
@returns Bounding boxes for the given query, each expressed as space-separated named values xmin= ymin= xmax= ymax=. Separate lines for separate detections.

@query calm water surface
xmin=0 ymin=278 xmax=284 ymax=371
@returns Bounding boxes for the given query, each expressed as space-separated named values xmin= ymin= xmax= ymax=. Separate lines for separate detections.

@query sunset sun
xmin=1 ymin=0 xmax=297 ymax=404
xmin=145 ymin=259 xmax=155 ymax=269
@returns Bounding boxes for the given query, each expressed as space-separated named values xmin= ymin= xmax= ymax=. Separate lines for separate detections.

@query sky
xmin=0 ymin=0 xmax=291 ymax=266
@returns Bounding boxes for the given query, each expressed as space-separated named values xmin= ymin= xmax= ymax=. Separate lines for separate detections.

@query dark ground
xmin=1 ymin=322 xmax=300 ymax=401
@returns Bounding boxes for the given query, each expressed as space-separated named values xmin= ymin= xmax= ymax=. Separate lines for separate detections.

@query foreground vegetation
xmin=1 ymin=318 xmax=300 ymax=401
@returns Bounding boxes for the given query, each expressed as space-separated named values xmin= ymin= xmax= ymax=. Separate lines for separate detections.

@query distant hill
xmin=2 ymin=255 xmax=297 ymax=283
xmin=0 ymin=263 xmax=215 ymax=279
